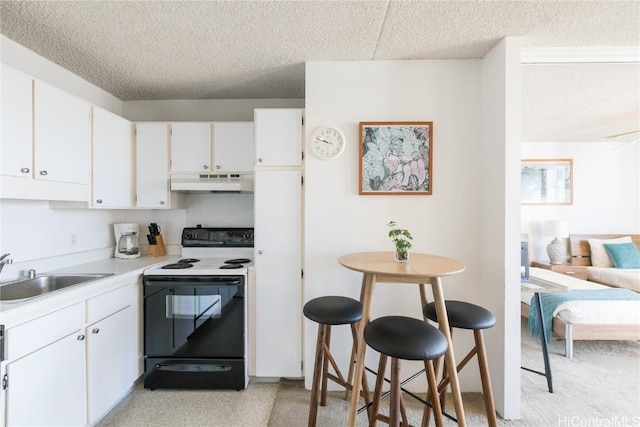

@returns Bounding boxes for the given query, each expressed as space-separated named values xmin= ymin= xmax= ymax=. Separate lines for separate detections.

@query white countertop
xmin=47 ymin=255 xmax=178 ymax=276
xmin=0 ymin=256 xmax=177 ymax=328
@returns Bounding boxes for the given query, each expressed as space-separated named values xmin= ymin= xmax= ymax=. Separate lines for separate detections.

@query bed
xmin=521 ymin=234 xmax=640 ymax=358
xmin=570 ymin=234 xmax=640 ymax=292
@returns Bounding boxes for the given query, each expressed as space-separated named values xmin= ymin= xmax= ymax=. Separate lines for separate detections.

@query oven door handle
xmin=144 ymin=277 xmax=243 ymax=286
xmin=154 ymin=363 xmax=232 ymax=372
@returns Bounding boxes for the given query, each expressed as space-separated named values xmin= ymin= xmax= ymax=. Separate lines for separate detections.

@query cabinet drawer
xmin=7 ymin=302 xmax=83 ymax=361
xmin=554 ymin=267 xmax=587 ymax=280
xmin=86 ymin=283 xmax=133 ymax=324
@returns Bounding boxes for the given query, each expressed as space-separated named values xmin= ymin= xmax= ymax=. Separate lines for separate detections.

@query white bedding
xmin=521 ymin=293 xmax=640 ymax=324
xmin=522 ymin=267 xmax=640 ymax=325
xmin=586 ymin=267 xmax=640 ymax=293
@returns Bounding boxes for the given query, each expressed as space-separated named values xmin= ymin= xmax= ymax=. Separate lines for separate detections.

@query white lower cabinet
xmin=87 ymin=306 xmax=134 ymax=424
xmin=5 ymin=330 xmax=87 ymax=426
xmin=254 ymin=169 xmax=302 ymax=377
xmin=1 ymin=283 xmax=137 ymax=426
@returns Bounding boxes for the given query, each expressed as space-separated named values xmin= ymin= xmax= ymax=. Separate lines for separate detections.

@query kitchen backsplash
xmin=185 ymin=193 xmax=254 ymax=228
xmin=0 ymin=193 xmax=254 ymax=279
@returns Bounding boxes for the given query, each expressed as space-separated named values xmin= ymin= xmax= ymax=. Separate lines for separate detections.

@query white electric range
xmin=141 ymin=226 xmax=253 ymax=391
xmin=143 ymin=226 xmax=254 ymax=276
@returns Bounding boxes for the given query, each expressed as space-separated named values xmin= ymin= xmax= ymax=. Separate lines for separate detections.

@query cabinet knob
xmin=258 ymin=250 xmax=263 ymax=255
xmin=159 ymin=201 xmax=165 ymax=205
xmin=203 ymin=165 xmax=209 ymax=170
xmin=258 ymin=158 xmax=264 ymax=163
xmin=92 ymin=328 xmax=100 ymax=334
xmin=39 ymin=170 xmax=48 ymax=176
xmin=77 ymin=334 xmax=85 ymax=341
xmin=216 ymin=165 xmax=221 ymax=170
xmin=20 ymin=167 xmax=30 ymax=174
xmin=96 ymin=199 xmax=102 ymax=204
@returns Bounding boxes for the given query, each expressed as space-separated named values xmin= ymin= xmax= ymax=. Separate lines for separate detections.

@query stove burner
xmin=178 ymin=258 xmax=200 ymax=263
xmin=162 ymin=263 xmax=194 ymax=269
xmin=220 ymin=264 xmax=244 ymax=269
xmin=224 ymin=258 xmax=251 ymax=264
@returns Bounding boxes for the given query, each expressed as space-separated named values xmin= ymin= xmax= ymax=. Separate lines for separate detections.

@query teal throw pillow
xmin=603 ymin=242 xmax=640 ymax=269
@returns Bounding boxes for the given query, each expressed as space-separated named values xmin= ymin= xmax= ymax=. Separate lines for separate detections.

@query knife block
xmin=148 ymin=235 xmax=166 ymax=257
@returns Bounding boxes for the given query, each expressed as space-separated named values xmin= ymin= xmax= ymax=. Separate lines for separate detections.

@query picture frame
xmin=521 ymin=158 xmax=573 ymax=205
xmin=359 ymin=121 xmax=433 ymax=195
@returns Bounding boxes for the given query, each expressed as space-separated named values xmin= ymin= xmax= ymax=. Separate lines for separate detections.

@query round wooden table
xmin=338 ymin=251 xmax=467 ymax=427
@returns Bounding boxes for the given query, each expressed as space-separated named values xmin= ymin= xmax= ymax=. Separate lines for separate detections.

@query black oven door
xmin=143 ymin=275 xmax=246 ymax=390
xmin=144 ymin=275 xmax=245 ymax=359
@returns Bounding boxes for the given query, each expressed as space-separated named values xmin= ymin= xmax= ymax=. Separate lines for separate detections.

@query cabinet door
xmin=0 ymin=64 xmax=33 ymax=178
xmin=136 ymin=123 xmax=170 ymax=208
xmin=170 ymin=122 xmax=212 ymax=173
xmin=33 ymin=80 xmax=91 ymax=184
xmin=5 ymin=332 xmax=86 ymax=426
xmin=92 ymin=107 xmax=133 ymax=208
xmin=254 ymin=169 xmax=302 ymax=377
xmin=87 ymin=306 xmax=134 ymax=424
xmin=213 ymin=122 xmax=254 ymax=173
xmin=255 ymin=109 xmax=303 ymax=167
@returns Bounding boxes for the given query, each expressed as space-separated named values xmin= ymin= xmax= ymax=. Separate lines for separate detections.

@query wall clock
xmin=311 ymin=126 xmax=346 ymax=160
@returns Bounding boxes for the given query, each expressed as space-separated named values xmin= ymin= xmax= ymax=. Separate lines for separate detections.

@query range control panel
xmin=181 ymin=226 xmax=254 ymax=248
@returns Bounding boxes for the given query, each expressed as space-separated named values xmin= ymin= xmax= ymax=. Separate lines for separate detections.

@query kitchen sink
xmin=0 ymin=274 xmax=113 ymax=301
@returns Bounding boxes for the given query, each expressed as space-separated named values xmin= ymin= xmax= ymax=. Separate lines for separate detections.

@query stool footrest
xmin=437 ymin=346 xmax=478 ymax=393
xmin=362 ymin=366 xmax=458 ymax=424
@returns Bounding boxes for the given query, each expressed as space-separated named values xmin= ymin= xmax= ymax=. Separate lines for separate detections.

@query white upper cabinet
xmin=170 ymin=122 xmax=212 ymax=173
xmin=33 ymin=80 xmax=91 ymax=184
xmin=170 ymin=122 xmax=254 ymax=174
xmin=0 ymin=64 xmax=33 ymax=178
xmin=213 ymin=121 xmax=254 ymax=173
xmin=135 ymin=123 xmax=174 ymax=208
xmin=255 ymin=109 xmax=303 ymax=167
xmin=91 ymin=106 xmax=134 ymax=208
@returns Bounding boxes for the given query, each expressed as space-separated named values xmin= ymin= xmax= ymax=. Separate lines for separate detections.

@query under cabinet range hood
xmin=170 ymin=174 xmax=254 ymax=193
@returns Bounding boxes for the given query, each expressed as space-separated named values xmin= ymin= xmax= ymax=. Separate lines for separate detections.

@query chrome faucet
xmin=0 ymin=253 xmax=13 ymax=275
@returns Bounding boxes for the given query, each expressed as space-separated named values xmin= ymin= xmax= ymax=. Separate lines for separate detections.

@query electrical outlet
xmin=70 ymin=233 xmax=77 ymax=246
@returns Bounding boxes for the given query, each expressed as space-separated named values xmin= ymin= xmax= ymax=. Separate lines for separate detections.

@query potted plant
xmin=387 ymin=221 xmax=413 ymax=262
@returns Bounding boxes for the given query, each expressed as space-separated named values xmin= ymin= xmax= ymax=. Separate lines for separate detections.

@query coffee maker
xmin=113 ymin=223 xmax=140 ymax=259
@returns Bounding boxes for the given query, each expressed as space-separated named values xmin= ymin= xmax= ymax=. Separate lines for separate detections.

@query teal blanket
xmin=528 ymin=289 xmax=640 ymax=343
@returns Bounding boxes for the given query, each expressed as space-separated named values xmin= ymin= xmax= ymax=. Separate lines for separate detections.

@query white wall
xmin=479 ymin=38 xmax=522 ymax=420
xmin=123 ymin=99 xmax=304 ymax=122
xmin=0 ymin=200 xmax=122 ymax=278
xmin=304 ymin=40 xmax=522 ymax=419
xmin=304 ymin=59 xmax=483 ymax=385
xmin=522 ymin=141 xmax=640 ymax=262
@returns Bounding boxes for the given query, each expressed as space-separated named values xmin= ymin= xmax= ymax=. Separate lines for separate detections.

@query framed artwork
xmin=359 ymin=121 xmax=433 ymax=195
xmin=521 ymin=158 xmax=573 ymax=205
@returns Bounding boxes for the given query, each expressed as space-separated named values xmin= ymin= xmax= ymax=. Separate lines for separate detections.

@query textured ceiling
xmin=1 ymin=0 xmax=639 ymax=142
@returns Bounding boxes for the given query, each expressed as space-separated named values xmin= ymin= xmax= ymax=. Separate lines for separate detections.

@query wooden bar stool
xmin=303 ymin=296 xmax=371 ymax=427
xmin=364 ymin=315 xmax=448 ymax=427
xmin=423 ymin=300 xmax=497 ymax=427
